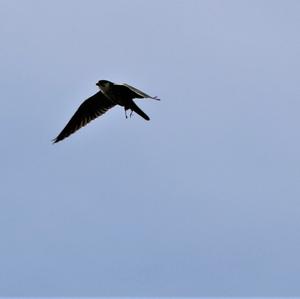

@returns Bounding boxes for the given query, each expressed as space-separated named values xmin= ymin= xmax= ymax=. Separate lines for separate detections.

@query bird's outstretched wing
xmin=122 ymin=83 xmax=160 ymax=100
xmin=53 ymin=91 xmax=115 ymax=143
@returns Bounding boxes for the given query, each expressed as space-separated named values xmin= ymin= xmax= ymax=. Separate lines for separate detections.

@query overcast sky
xmin=1 ymin=0 xmax=300 ymax=296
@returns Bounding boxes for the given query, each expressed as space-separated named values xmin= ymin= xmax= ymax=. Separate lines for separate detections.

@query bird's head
xmin=96 ymin=80 xmax=113 ymax=92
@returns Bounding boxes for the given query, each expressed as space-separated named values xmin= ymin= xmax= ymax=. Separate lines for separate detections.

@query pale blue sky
xmin=1 ymin=0 xmax=300 ymax=296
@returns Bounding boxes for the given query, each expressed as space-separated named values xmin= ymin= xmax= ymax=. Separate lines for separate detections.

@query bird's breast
xmin=103 ymin=90 xmax=128 ymax=107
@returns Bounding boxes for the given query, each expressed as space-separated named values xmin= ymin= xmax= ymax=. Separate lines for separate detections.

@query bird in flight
xmin=53 ymin=80 xmax=160 ymax=143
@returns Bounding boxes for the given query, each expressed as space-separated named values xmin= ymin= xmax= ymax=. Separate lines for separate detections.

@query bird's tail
xmin=129 ymin=101 xmax=150 ymax=121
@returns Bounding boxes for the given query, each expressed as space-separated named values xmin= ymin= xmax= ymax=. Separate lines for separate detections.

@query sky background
xmin=1 ymin=0 xmax=300 ymax=296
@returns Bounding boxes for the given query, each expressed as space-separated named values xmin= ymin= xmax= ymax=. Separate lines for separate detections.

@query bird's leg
xmin=124 ymin=108 xmax=128 ymax=119
xmin=130 ymin=110 xmax=134 ymax=118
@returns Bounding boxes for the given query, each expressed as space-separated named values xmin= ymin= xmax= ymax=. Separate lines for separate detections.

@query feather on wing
xmin=122 ymin=83 xmax=159 ymax=100
xmin=53 ymin=91 xmax=115 ymax=143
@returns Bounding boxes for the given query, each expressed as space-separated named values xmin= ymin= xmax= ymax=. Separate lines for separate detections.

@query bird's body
xmin=53 ymin=80 xmax=159 ymax=143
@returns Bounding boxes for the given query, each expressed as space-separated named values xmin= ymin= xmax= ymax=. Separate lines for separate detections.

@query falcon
xmin=53 ymin=80 xmax=160 ymax=143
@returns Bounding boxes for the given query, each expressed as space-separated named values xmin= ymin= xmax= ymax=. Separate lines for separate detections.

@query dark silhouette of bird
xmin=53 ymin=80 xmax=160 ymax=143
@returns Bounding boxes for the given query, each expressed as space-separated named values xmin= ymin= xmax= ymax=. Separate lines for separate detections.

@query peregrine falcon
xmin=53 ymin=80 xmax=160 ymax=143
